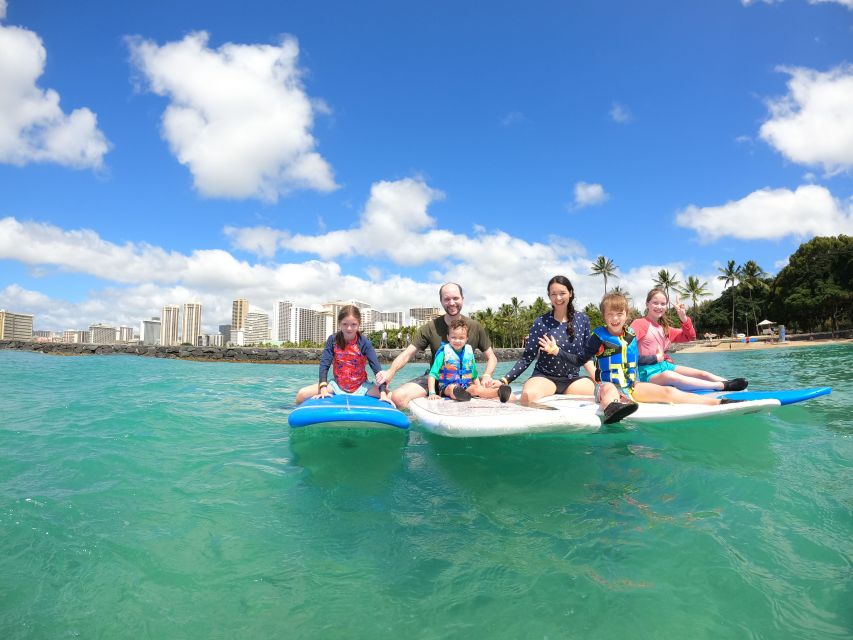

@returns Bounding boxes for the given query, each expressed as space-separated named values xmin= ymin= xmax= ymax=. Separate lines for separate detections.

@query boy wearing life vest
xmin=427 ymin=318 xmax=488 ymax=402
xmin=564 ymin=292 xmax=741 ymax=422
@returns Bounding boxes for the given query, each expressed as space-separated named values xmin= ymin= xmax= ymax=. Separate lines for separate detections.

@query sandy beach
xmin=677 ymin=337 xmax=853 ymax=354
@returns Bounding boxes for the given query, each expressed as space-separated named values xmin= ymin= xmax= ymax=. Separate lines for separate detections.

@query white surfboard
xmin=541 ymin=394 xmax=781 ymax=423
xmin=408 ymin=397 xmax=602 ymax=438
xmin=408 ymin=395 xmax=782 ymax=437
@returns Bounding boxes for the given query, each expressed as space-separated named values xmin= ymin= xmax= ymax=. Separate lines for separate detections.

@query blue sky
xmin=1 ymin=0 xmax=851 ymax=332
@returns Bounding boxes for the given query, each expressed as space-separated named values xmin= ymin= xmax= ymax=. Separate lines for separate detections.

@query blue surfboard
xmin=288 ymin=394 xmax=409 ymax=430
xmin=693 ymin=386 xmax=832 ymax=406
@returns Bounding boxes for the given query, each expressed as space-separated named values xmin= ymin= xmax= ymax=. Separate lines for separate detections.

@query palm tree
xmin=589 ymin=256 xmax=619 ymax=296
xmin=678 ymin=276 xmax=712 ymax=313
xmin=653 ymin=269 xmax=681 ymax=306
xmin=740 ymin=260 xmax=768 ymax=336
xmin=510 ymin=296 xmax=524 ymax=347
xmin=717 ymin=260 xmax=741 ymax=337
xmin=496 ymin=303 xmax=515 ymax=348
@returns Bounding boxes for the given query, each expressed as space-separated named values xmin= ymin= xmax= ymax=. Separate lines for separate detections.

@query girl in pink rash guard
xmin=630 ymin=288 xmax=747 ymax=392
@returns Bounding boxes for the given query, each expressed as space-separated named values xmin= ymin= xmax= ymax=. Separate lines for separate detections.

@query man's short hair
xmin=439 ymin=282 xmax=464 ymax=300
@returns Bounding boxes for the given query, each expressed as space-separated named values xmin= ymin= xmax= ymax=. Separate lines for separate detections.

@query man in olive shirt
xmin=387 ymin=283 xmax=500 ymax=408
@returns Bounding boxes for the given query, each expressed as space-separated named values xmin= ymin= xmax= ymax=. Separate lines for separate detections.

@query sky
xmin=1 ymin=0 xmax=852 ymax=333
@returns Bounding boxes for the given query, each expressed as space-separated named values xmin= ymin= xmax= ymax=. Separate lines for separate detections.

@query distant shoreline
xmin=675 ymin=336 xmax=853 ymax=354
xmin=2 ymin=334 xmax=850 ymax=364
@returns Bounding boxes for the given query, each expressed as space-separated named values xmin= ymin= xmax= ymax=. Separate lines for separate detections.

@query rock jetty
xmin=0 ymin=339 xmax=524 ymax=364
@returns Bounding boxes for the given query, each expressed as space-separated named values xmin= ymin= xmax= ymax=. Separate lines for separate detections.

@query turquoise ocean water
xmin=1 ymin=345 xmax=851 ymax=639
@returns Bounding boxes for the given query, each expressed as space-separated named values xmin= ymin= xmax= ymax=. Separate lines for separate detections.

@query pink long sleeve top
xmin=630 ymin=316 xmax=696 ymax=363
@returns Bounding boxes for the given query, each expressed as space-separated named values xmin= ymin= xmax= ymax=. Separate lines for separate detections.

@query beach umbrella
xmin=757 ymin=319 xmax=775 ymax=326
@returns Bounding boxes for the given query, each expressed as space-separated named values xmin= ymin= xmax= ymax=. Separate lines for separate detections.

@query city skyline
xmin=13 ymin=295 xmax=437 ymax=345
xmin=1 ymin=1 xmax=851 ymax=332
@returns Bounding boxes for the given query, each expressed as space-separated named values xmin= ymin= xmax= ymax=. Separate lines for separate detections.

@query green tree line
xmin=261 ymin=235 xmax=851 ymax=348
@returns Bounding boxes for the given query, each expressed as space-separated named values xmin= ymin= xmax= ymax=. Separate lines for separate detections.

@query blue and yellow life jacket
xmin=593 ymin=326 xmax=638 ymax=391
xmin=438 ymin=343 xmax=476 ymax=388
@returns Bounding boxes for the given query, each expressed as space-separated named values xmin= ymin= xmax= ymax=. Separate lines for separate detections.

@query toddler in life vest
xmin=563 ymin=292 xmax=743 ymax=423
xmin=294 ymin=305 xmax=392 ymax=406
xmin=427 ymin=318 xmax=486 ymax=402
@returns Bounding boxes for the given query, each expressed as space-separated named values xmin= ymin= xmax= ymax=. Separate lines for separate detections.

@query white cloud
xmin=743 ymin=0 xmax=852 ymax=8
xmin=128 ymin=31 xmax=337 ymax=201
xmin=759 ymin=64 xmax=853 ymax=173
xmin=675 ymin=184 xmax=853 ymax=242
xmin=609 ymin=102 xmax=633 ymax=124
xmin=808 ymin=0 xmax=853 ymax=8
xmin=223 ymin=225 xmax=288 ymax=259
xmin=0 ymin=217 xmax=189 ymax=283
xmin=0 ymin=174 xmax=621 ymax=329
xmin=225 ymin=177 xmax=609 ymax=310
xmin=573 ymin=182 xmax=610 ymax=209
xmin=0 ymin=14 xmax=109 ymax=168
xmin=0 ymin=1 xmax=7 ymax=20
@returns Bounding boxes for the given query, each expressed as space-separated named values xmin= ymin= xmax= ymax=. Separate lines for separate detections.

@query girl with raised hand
xmin=294 ymin=305 xmax=393 ymax=405
xmin=630 ymin=288 xmax=747 ymax=392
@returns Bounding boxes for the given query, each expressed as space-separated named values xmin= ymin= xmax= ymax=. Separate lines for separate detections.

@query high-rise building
xmin=243 ymin=310 xmax=270 ymax=345
xmin=140 ymin=317 xmax=161 ymax=346
xmin=271 ymin=300 xmax=293 ymax=342
xmin=160 ymin=305 xmax=180 ymax=346
xmin=232 ymin=298 xmax=248 ymax=331
xmin=360 ymin=308 xmax=379 ymax=334
xmin=63 ymin=329 xmax=88 ymax=344
xmin=117 ymin=326 xmax=136 ymax=343
xmin=182 ymin=302 xmax=202 ymax=346
xmin=200 ymin=334 xmax=223 ymax=347
xmin=89 ymin=323 xmax=118 ymax=345
xmin=379 ymin=311 xmax=404 ymax=326
xmin=409 ymin=307 xmax=442 ymax=325
xmin=290 ymin=306 xmax=327 ymax=345
xmin=0 ymin=310 xmax=34 ymax=340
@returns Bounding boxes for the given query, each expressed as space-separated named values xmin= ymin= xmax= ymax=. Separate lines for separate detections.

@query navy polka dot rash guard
xmin=503 ymin=312 xmax=592 ymax=384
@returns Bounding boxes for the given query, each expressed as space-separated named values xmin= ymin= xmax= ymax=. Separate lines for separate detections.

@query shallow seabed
xmin=1 ymin=345 xmax=851 ymax=639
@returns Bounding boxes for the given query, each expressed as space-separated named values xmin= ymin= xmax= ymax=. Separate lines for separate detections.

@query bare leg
xmin=520 ymin=377 xmax=557 ymax=405
xmin=648 ymin=370 xmax=724 ymax=391
xmin=673 ymin=364 xmax=726 ymax=382
xmin=295 ymin=383 xmax=320 ymax=405
xmin=565 ymin=377 xmax=595 ymax=396
xmin=390 ymin=382 xmax=427 ymax=410
xmin=633 ymin=381 xmax=722 ymax=406
xmin=467 ymin=380 xmax=500 ymax=400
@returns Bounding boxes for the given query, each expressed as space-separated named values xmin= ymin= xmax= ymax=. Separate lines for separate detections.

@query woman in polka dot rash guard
xmin=500 ymin=275 xmax=596 ymax=404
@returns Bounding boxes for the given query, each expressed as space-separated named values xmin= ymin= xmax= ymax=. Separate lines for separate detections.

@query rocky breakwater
xmin=0 ymin=340 xmax=524 ymax=364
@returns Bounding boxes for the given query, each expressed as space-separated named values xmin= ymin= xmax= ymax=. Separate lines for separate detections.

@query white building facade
xmin=160 ymin=305 xmax=180 ymax=347
xmin=0 ymin=310 xmax=34 ymax=340
xmin=89 ymin=323 xmax=118 ymax=345
xmin=140 ymin=317 xmax=161 ymax=346
xmin=243 ymin=310 xmax=270 ymax=345
xmin=182 ymin=302 xmax=202 ymax=346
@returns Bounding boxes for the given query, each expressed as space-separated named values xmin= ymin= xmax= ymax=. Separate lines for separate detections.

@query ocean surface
xmin=1 ymin=345 xmax=851 ymax=639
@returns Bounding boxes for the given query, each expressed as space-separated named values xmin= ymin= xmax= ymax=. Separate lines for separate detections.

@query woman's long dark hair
xmin=547 ymin=275 xmax=576 ymax=341
xmin=335 ymin=305 xmax=362 ymax=349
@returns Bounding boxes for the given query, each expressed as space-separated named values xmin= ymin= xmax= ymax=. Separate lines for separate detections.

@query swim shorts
xmin=328 ymin=380 xmax=373 ymax=396
xmin=637 ymin=360 xmax=677 ymax=383
xmin=529 ymin=374 xmax=586 ymax=395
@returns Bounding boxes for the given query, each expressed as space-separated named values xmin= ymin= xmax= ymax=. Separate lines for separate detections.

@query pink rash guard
xmin=630 ymin=316 xmax=696 ymax=363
